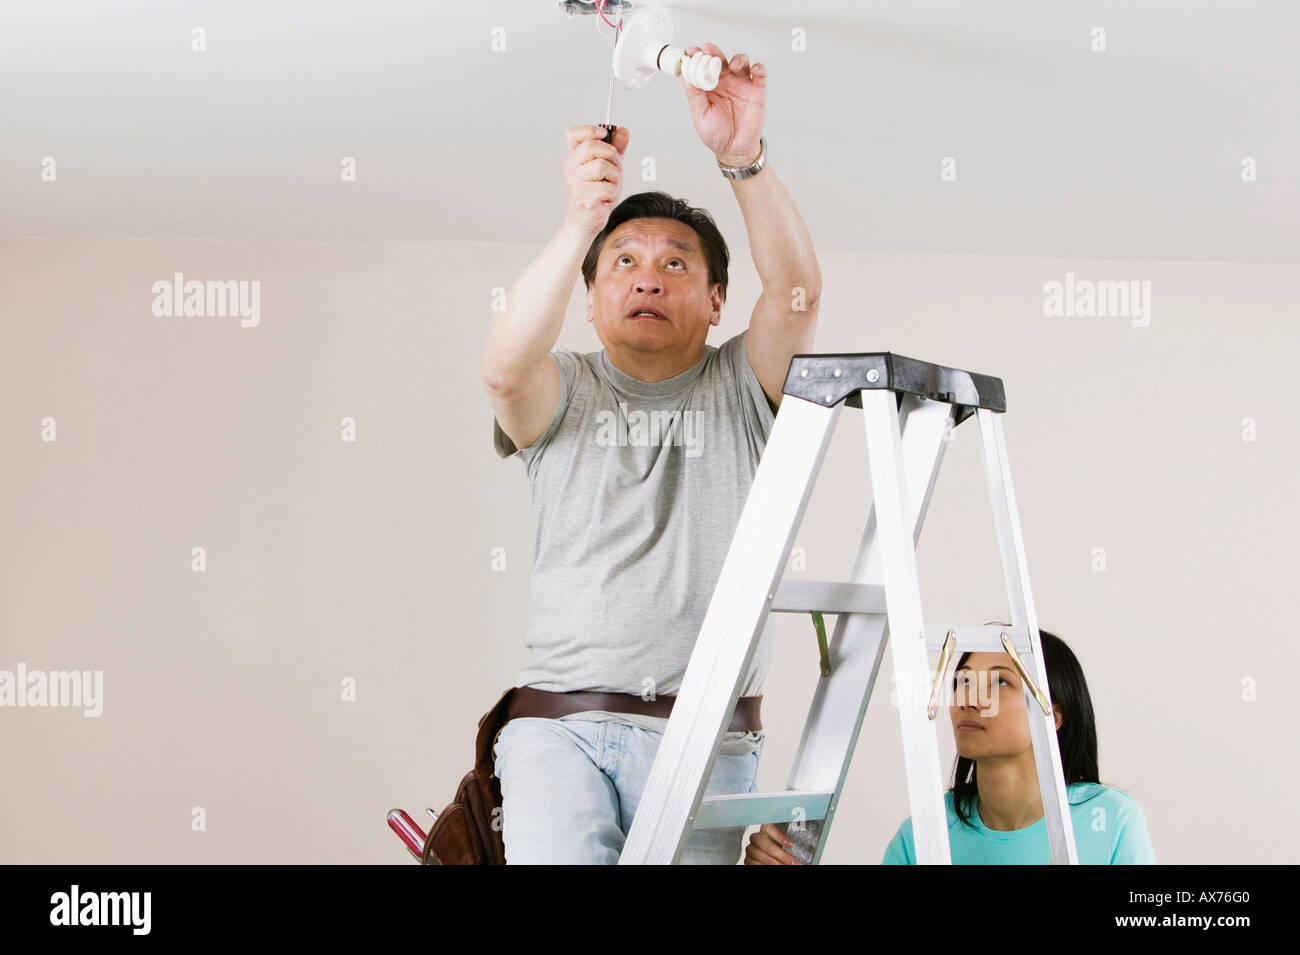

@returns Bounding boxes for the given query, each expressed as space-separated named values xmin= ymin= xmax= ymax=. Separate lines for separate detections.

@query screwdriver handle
xmin=387 ymin=808 xmax=427 ymax=862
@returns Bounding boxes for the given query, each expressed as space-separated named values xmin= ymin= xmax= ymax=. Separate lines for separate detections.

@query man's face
xmin=586 ymin=218 xmax=722 ymax=355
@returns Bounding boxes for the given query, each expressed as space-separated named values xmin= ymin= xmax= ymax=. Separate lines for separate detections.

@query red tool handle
xmin=387 ymin=808 xmax=427 ymax=862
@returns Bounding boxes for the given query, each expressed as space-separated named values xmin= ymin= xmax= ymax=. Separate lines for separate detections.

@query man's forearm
xmin=727 ymin=161 xmax=822 ymax=303
xmin=482 ymin=221 xmax=594 ymax=391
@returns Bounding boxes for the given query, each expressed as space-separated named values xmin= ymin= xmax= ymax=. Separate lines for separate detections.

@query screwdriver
xmin=599 ymin=13 xmax=622 ymax=144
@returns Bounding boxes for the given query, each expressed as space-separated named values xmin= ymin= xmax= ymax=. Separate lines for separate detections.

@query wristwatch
xmin=717 ymin=137 xmax=767 ymax=180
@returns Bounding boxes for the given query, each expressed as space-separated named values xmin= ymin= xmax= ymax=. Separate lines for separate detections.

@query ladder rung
xmin=693 ymin=790 xmax=833 ymax=830
xmin=924 ymin=624 xmax=1034 ymax=653
xmin=770 ymin=580 xmax=886 ymax=615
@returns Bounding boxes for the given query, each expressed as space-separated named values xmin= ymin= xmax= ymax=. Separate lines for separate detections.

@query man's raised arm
xmin=481 ymin=125 xmax=631 ymax=451
xmin=681 ymin=46 xmax=822 ymax=412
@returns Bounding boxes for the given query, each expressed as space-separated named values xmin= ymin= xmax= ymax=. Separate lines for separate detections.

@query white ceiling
xmin=2 ymin=0 xmax=1296 ymax=262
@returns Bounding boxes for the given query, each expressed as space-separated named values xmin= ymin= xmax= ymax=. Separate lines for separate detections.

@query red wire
xmin=596 ymin=0 xmax=622 ymax=32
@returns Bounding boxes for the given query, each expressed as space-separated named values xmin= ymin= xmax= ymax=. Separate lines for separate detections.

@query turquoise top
xmin=882 ymin=782 xmax=1156 ymax=864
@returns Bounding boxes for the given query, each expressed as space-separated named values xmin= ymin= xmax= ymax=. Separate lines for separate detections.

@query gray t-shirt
xmin=493 ymin=328 xmax=778 ymax=748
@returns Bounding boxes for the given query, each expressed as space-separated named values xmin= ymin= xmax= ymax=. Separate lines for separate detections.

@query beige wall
xmin=0 ymin=236 xmax=1294 ymax=863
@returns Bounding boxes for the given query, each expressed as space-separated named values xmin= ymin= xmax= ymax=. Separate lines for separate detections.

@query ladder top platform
xmin=782 ymin=352 xmax=1006 ymax=421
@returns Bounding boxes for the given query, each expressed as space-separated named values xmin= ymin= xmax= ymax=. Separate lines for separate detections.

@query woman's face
xmin=949 ymin=652 xmax=1061 ymax=760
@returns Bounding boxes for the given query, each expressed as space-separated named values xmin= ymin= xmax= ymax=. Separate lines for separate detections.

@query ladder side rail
xmin=787 ymin=394 xmax=956 ymax=863
xmin=975 ymin=408 xmax=1079 ymax=865
xmin=619 ymin=396 xmax=841 ymax=864
xmin=861 ymin=390 xmax=952 ymax=864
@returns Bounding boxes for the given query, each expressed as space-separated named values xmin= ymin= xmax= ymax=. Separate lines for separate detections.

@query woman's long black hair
xmin=950 ymin=623 xmax=1100 ymax=828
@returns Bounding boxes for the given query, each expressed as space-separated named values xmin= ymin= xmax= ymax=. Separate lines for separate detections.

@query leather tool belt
xmin=505 ymin=686 xmax=763 ymax=733
xmin=419 ymin=686 xmax=762 ymax=864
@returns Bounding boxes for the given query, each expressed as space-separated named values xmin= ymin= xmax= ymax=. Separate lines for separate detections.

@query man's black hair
xmin=580 ymin=190 xmax=730 ymax=304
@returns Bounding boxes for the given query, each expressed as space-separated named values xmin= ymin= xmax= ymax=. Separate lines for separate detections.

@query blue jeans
xmin=493 ymin=717 xmax=764 ymax=864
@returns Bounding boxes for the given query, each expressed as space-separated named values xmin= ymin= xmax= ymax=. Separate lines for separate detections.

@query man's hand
xmin=743 ymin=822 xmax=802 ymax=865
xmin=680 ymin=44 xmax=766 ymax=167
xmin=562 ymin=124 xmax=631 ymax=237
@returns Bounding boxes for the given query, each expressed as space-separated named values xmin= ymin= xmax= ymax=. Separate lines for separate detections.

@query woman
xmin=744 ymin=625 xmax=1156 ymax=864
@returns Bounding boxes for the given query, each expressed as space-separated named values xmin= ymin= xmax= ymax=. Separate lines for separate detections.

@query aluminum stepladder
xmin=618 ymin=351 xmax=1078 ymax=865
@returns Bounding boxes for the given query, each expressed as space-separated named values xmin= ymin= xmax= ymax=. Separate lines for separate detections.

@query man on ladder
xmin=481 ymin=45 xmax=822 ymax=863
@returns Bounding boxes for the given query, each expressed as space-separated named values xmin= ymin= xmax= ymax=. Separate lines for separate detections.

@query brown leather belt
xmin=506 ymin=686 xmax=762 ymax=733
